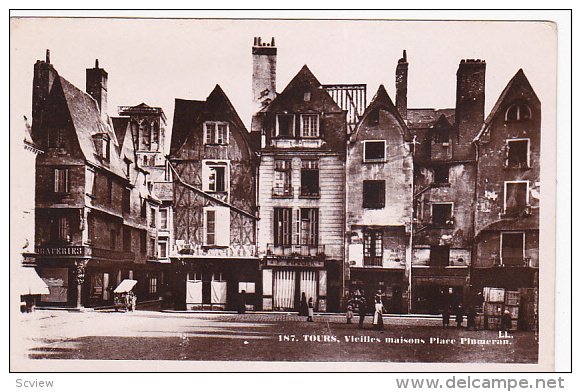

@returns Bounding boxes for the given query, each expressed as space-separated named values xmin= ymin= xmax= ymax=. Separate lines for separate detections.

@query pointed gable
xmin=474 ymin=69 xmax=540 ymax=142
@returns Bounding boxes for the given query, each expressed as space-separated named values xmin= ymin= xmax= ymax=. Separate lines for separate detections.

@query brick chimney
xmin=86 ymin=59 xmax=108 ymax=121
xmin=252 ymin=37 xmax=277 ymax=111
xmin=32 ymin=49 xmax=57 ymax=130
xmin=395 ymin=49 xmax=408 ymax=121
xmin=455 ymin=59 xmax=486 ymax=142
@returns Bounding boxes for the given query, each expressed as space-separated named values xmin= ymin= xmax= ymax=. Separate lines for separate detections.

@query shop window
xmin=300 ymin=114 xmax=319 ymax=138
xmin=202 ymin=161 xmax=229 ymax=193
xmin=54 ymin=168 xmax=69 ymax=193
xmin=505 ymin=139 xmax=530 ymax=168
xmin=276 ymin=114 xmax=295 ymax=137
xmin=504 ymin=181 xmax=528 ymax=215
xmin=160 ymin=208 xmax=168 ymax=229
xmin=203 ymin=207 xmax=230 ymax=246
xmin=363 ymin=230 xmax=383 ymax=266
xmin=430 ymin=246 xmax=450 ymax=267
xmin=431 ymin=203 xmax=453 ymax=226
xmin=274 ymin=208 xmax=292 ymax=246
xmin=363 ymin=180 xmax=385 ymax=209
xmin=300 ymin=159 xmax=319 ymax=197
xmin=501 ymin=232 xmax=525 ymax=266
xmin=363 ymin=141 xmax=386 ymax=162
xmin=505 ymin=103 xmax=532 ymax=122
xmin=273 ymin=159 xmax=292 ymax=197
xmin=300 ymin=208 xmax=319 ymax=246
xmin=204 ymin=122 xmax=229 ymax=145
xmin=433 ymin=166 xmax=449 ymax=184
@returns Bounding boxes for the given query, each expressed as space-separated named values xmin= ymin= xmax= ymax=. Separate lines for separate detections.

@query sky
xmin=10 ymin=17 xmax=556 ymax=149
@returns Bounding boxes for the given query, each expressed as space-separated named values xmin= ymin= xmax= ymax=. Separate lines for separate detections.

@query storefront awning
xmin=15 ymin=266 xmax=49 ymax=295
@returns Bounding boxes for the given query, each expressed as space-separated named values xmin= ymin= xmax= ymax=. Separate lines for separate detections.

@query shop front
xmin=348 ymin=268 xmax=406 ymax=314
xmin=411 ymin=267 xmax=469 ymax=314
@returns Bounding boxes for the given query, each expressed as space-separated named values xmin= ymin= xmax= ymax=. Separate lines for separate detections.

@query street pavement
xmin=12 ymin=309 xmax=538 ymax=366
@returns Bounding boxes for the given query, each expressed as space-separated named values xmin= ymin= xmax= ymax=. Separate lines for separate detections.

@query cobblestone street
xmin=12 ymin=309 xmax=538 ymax=368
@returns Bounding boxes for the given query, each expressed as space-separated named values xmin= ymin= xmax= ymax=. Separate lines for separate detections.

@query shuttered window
xmin=54 ymin=168 xmax=69 ymax=193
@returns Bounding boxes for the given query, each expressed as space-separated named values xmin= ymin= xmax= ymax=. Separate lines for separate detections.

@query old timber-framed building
xmin=252 ymin=38 xmax=348 ymax=313
xmin=169 ymin=85 xmax=259 ymax=310
xmin=31 ymin=53 xmax=163 ymax=308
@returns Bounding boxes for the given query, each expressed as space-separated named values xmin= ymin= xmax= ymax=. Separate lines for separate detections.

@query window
xmin=300 ymin=114 xmax=319 ymax=138
xmin=363 ymin=141 xmax=386 ymax=162
xmin=140 ymin=230 xmax=147 ymax=254
xmin=150 ymin=207 xmax=156 ymax=228
xmin=150 ymin=238 xmax=157 ymax=256
xmin=501 ymin=232 xmax=525 ymax=266
xmin=86 ymin=168 xmax=95 ymax=196
xmin=149 ymin=276 xmax=158 ymax=294
xmin=274 ymin=208 xmax=292 ymax=246
xmin=204 ymin=122 xmax=229 ymax=145
xmin=430 ymin=246 xmax=450 ymax=267
xmin=431 ymin=203 xmax=453 ymax=226
xmin=158 ymin=240 xmax=168 ymax=258
xmin=202 ymin=161 xmax=229 ymax=193
xmin=123 ymin=227 xmax=131 ymax=252
xmin=140 ymin=198 xmax=147 ymax=219
xmin=303 ymin=92 xmax=311 ymax=102
xmin=276 ymin=114 xmax=295 ymax=137
xmin=54 ymin=168 xmax=69 ymax=193
xmin=504 ymin=181 xmax=528 ymax=215
xmin=122 ymin=188 xmax=131 ymax=213
xmin=140 ymin=121 xmax=151 ymax=149
xmin=58 ymin=216 xmax=70 ymax=242
xmin=101 ymin=137 xmax=110 ymax=161
xmin=110 ymin=229 xmax=117 ymax=250
xmin=363 ymin=180 xmax=385 ymax=209
xmin=160 ymin=208 xmax=168 ymax=229
xmin=300 ymin=160 xmax=319 ymax=197
xmin=433 ymin=166 xmax=450 ymax=184
xmin=273 ymin=159 xmax=292 ymax=197
xmin=300 ymin=208 xmax=319 ymax=246
xmin=368 ymin=109 xmax=380 ymax=125
xmin=363 ymin=230 xmax=383 ymax=266
xmin=505 ymin=104 xmax=531 ymax=122
xmin=505 ymin=139 xmax=530 ymax=168
xmin=204 ymin=207 xmax=230 ymax=246
xmin=433 ymin=130 xmax=450 ymax=144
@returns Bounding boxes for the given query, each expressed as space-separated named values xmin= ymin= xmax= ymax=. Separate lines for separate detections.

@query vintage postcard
xmin=10 ymin=13 xmax=559 ymax=372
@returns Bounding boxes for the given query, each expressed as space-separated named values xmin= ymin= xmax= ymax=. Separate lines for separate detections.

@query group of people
xmin=345 ymin=290 xmax=386 ymax=331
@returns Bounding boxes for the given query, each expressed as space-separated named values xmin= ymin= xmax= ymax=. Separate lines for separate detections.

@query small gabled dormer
xmin=92 ymin=133 xmax=110 ymax=162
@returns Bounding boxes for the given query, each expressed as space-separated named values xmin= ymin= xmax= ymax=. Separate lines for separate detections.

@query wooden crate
xmin=484 ymin=287 xmax=505 ymax=303
xmin=485 ymin=316 xmax=501 ymax=330
xmin=484 ymin=302 xmax=503 ymax=316
xmin=504 ymin=305 xmax=520 ymax=320
xmin=505 ymin=291 xmax=520 ymax=306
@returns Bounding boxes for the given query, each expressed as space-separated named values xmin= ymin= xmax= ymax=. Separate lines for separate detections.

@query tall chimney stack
xmin=395 ymin=49 xmax=408 ymax=121
xmin=86 ymin=59 xmax=108 ymax=121
xmin=455 ymin=59 xmax=486 ymax=142
xmin=252 ymin=36 xmax=277 ymax=112
xmin=32 ymin=49 xmax=57 ymax=131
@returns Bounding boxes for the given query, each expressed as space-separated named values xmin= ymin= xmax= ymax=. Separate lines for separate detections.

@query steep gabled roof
xmin=57 ymin=76 xmax=126 ymax=178
xmin=474 ymin=69 xmax=540 ymax=142
xmin=170 ymin=84 xmax=251 ymax=157
xmin=407 ymin=108 xmax=456 ymax=130
xmin=111 ymin=116 xmax=130 ymax=149
xmin=266 ymin=65 xmax=343 ymax=113
xmin=352 ymin=84 xmax=411 ymax=141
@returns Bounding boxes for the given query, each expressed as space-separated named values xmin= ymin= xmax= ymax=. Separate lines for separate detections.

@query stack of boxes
xmin=483 ymin=287 xmax=505 ymax=330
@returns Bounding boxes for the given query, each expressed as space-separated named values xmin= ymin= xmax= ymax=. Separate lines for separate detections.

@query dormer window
xmin=505 ymin=103 xmax=532 ymax=122
xmin=92 ymin=133 xmax=110 ymax=161
xmin=276 ymin=114 xmax=295 ymax=138
xmin=204 ymin=122 xmax=229 ymax=145
xmin=303 ymin=92 xmax=311 ymax=102
xmin=368 ymin=109 xmax=380 ymax=125
xmin=433 ymin=130 xmax=450 ymax=145
xmin=300 ymin=114 xmax=319 ymax=138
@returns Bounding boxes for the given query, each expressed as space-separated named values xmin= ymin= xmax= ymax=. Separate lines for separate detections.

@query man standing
xmin=357 ymin=295 xmax=367 ymax=329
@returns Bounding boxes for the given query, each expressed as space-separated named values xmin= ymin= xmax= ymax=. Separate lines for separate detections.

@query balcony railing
xmin=266 ymin=244 xmax=325 ymax=257
xmin=363 ymin=255 xmax=382 ymax=266
xmin=496 ymin=257 xmax=533 ymax=267
xmin=299 ymin=186 xmax=320 ymax=198
xmin=272 ymin=186 xmax=293 ymax=198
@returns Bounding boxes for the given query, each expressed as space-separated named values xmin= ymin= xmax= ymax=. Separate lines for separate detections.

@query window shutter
xmin=215 ymin=207 xmax=230 ymax=246
xmin=294 ymin=208 xmax=300 ymax=245
xmin=201 ymin=162 xmax=209 ymax=191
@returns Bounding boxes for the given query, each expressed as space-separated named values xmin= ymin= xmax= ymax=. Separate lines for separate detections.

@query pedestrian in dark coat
xmin=307 ymin=297 xmax=314 ymax=322
xmin=442 ymin=306 xmax=450 ymax=328
xmin=501 ymin=310 xmax=512 ymax=332
xmin=357 ymin=296 xmax=366 ymax=329
xmin=466 ymin=306 xmax=477 ymax=330
xmin=299 ymin=292 xmax=308 ymax=316
xmin=455 ymin=304 xmax=464 ymax=328
xmin=238 ymin=290 xmax=246 ymax=314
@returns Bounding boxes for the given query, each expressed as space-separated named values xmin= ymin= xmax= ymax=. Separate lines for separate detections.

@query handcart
xmin=113 ymin=279 xmax=138 ymax=312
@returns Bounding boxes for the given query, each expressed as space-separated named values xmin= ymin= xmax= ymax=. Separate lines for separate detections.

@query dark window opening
xmin=276 ymin=114 xmax=295 ymax=137
xmin=50 ymin=215 xmax=71 ymax=243
xmin=140 ymin=230 xmax=147 ymax=254
xmin=433 ymin=130 xmax=449 ymax=144
xmin=505 ymin=182 xmax=528 ymax=215
xmin=150 ymin=207 xmax=156 ymax=228
xmin=363 ymin=180 xmax=385 ymax=209
xmin=432 ymin=203 xmax=453 ymax=226
xmin=433 ymin=166 xmax=450 ymax=184
xmin=300 ymin=160 xmax=319 ymax=196
xmin=364 ymin=141 xmax=386 ymax=162
xmin=506 ymin=140 xmax=529 ymax=168
xmin=122 ymin=188 xmax=130 ymax=213
xmin=300 ymin=208 xmax=319 ymax=246
xmin=274 ymin=208 xmax=292 ymax=246
xmin=150 ymin=238 xmax=156 ymax=257
xmin=123 ymin=227 xmax=131 ymax=252
xmin=430 ymin=246 xmax=450 ymax=267
xmin=363 ymin=230 xmax=383 ymax=266
xmin=208 ymin=166 xmax=226 ymax=192
xmin=501 ymin=233 xmax=524 ymax=266
xmin=368 ymin=109 xmax=379 ymax=125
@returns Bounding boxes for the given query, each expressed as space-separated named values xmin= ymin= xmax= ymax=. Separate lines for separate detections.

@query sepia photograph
xmin=9 ymin=13 xmax=559 ymax=372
